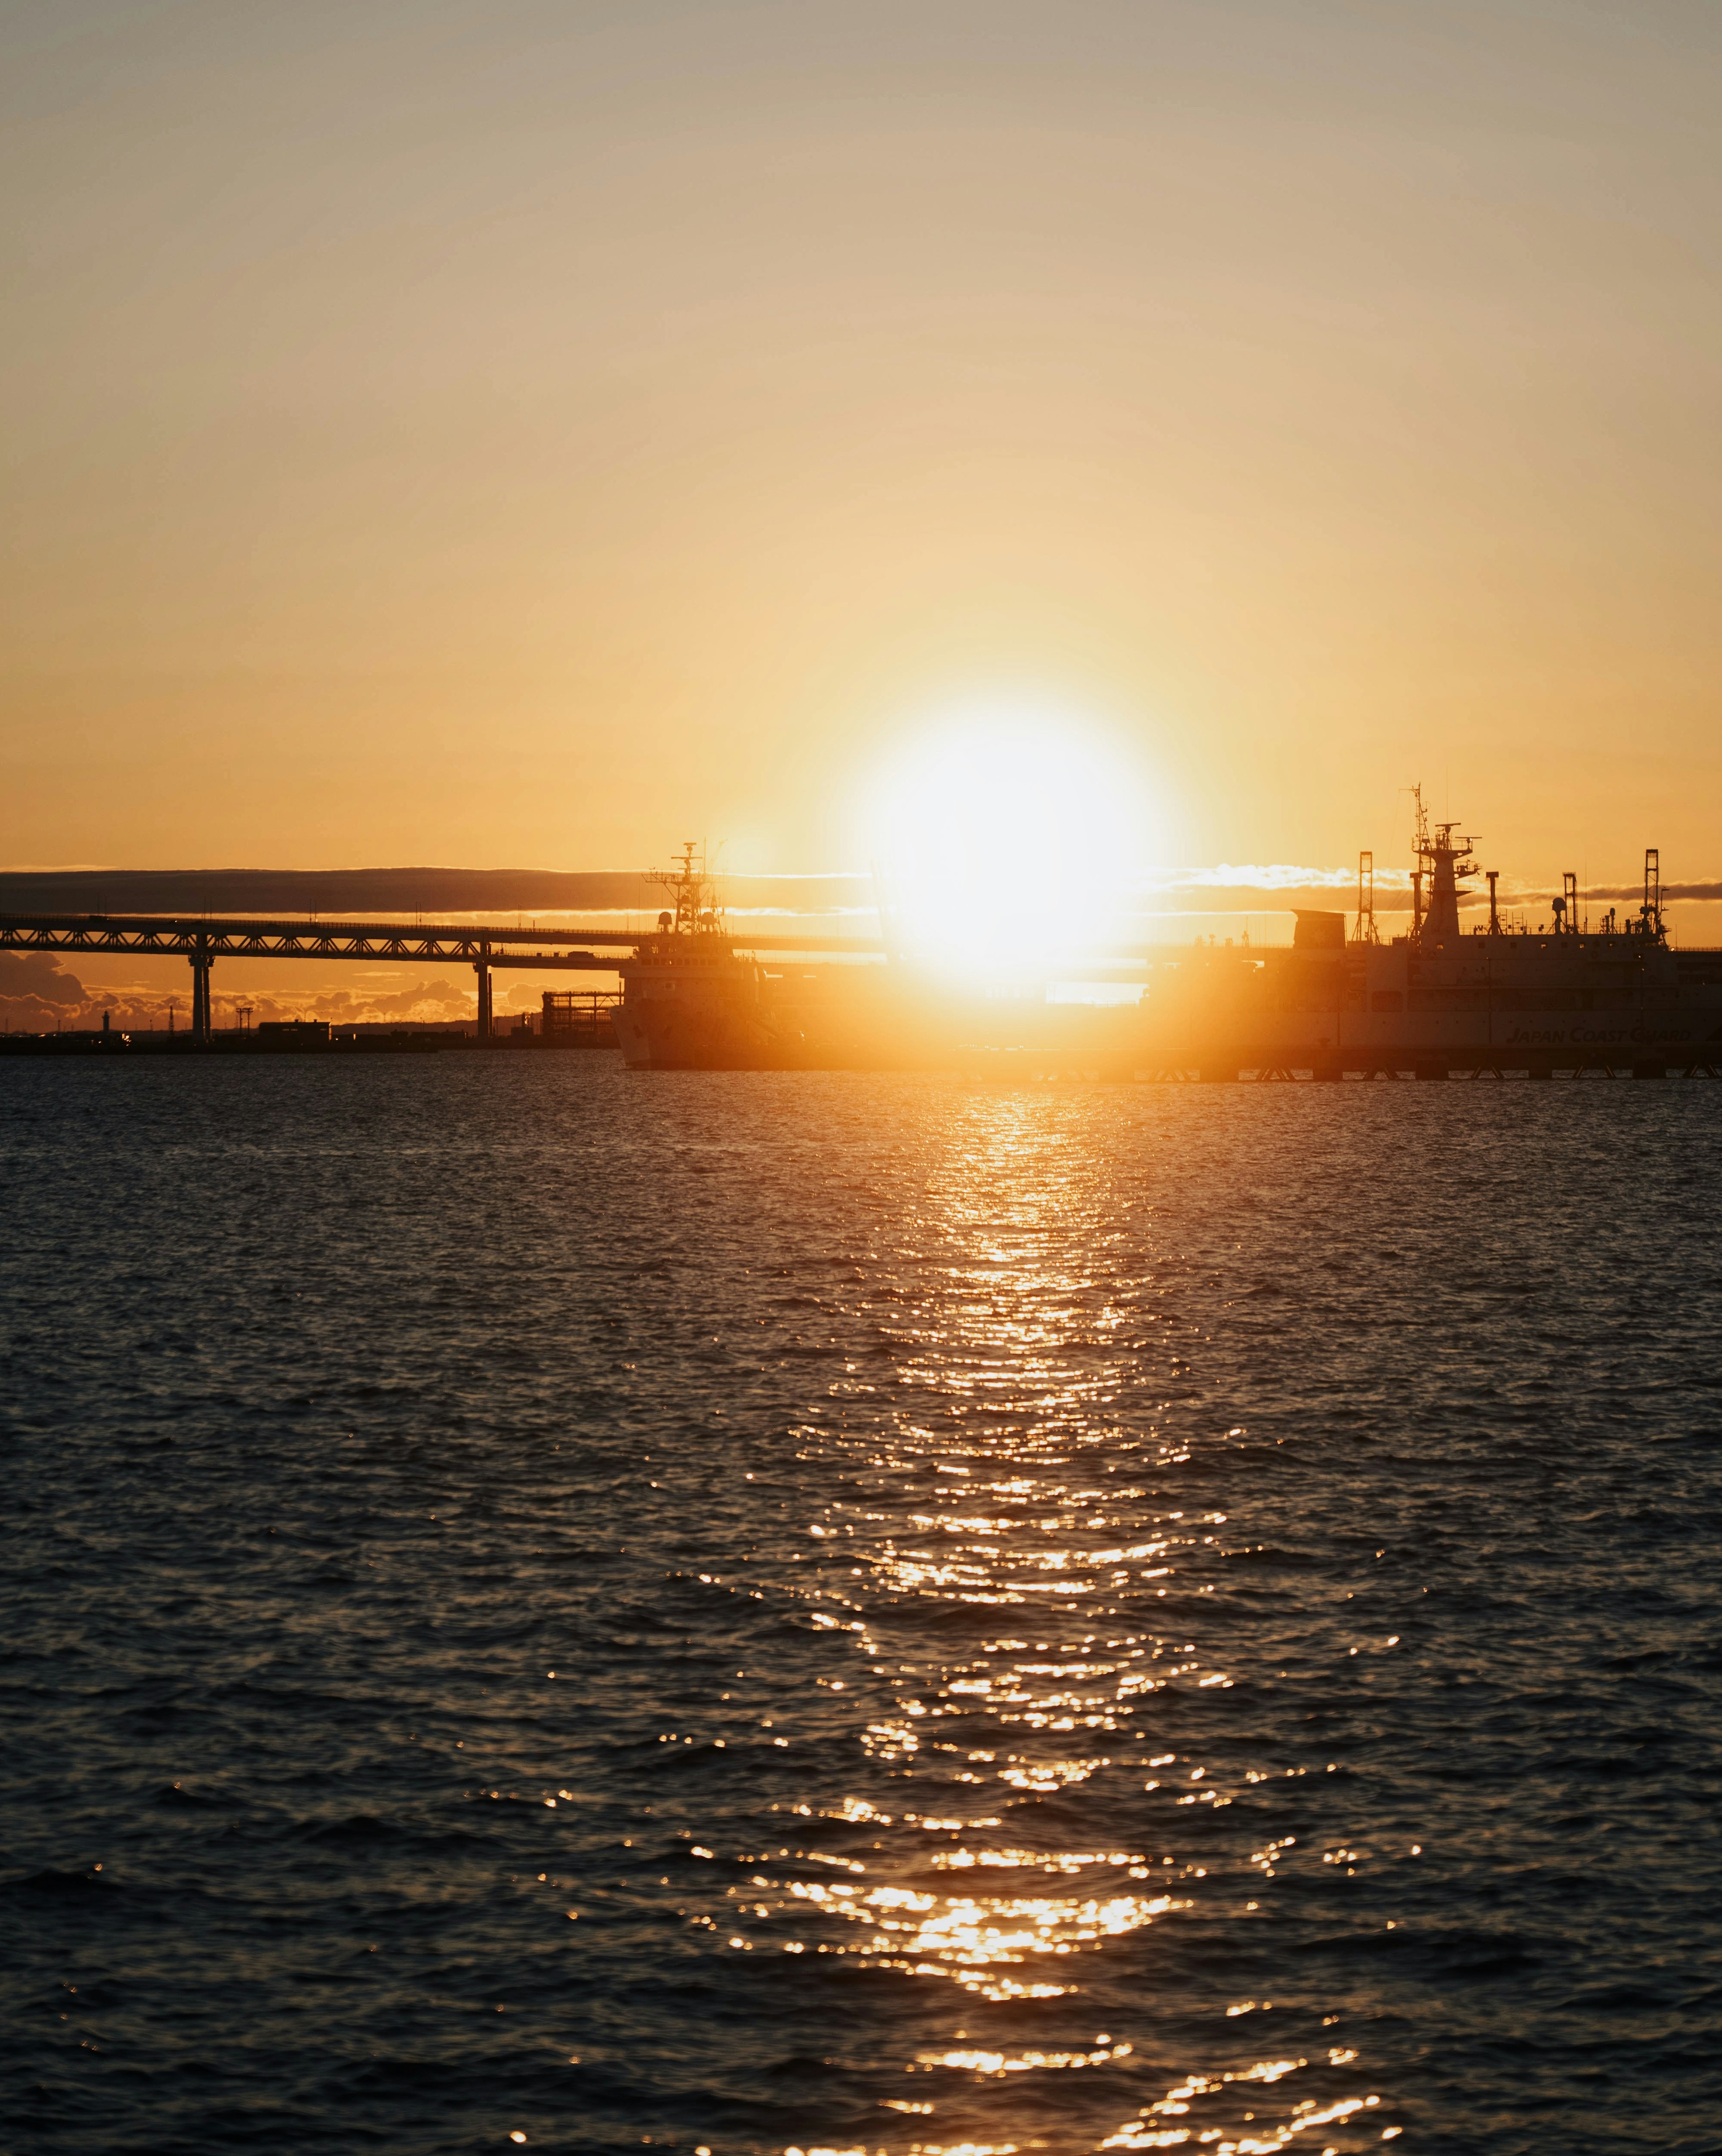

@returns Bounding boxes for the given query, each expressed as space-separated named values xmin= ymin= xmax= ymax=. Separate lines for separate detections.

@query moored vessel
xmin=610 ymin=846 xmax=798 ymax=1069
xmin=1144 ymin=805 xmax=1722 ymax=1077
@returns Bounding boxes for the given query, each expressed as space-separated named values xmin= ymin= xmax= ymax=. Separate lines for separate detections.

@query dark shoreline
xmin=0 ymin=1030 xmax=616 ymax=1056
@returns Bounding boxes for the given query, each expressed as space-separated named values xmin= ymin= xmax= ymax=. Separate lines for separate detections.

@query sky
xmin=7 ymin=0 xmax=1722 ymax=989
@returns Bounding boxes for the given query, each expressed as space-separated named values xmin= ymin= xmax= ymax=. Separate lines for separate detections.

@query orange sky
xmin=7 ymin=0 xmax=1722 ymax=915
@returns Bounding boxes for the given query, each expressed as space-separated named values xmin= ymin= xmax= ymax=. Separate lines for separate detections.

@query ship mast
xmin=643 ymin=842 xmax=731 ymax=952
xmin=1352 ymin=850 xmax=1379 ymax=945
xmin=1410 ymin=786 xmax=1479 ymax=950
xmin=1409 ymin=784 xmax=1426 ymax=942
xmin=1642 ymin=846 xmax=1665 ymax=941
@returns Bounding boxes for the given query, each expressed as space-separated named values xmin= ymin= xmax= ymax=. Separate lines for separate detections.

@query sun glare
xmin=865 ymin=706 xmax=1154 ymax=981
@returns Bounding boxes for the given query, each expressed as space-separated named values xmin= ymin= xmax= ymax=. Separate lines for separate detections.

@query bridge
xmin=0 ymin=911 xmax=884 ymax=1040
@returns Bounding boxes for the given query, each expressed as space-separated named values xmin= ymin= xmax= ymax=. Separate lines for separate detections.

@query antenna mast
xmin=1409 ymin=783 xmax=1427 ymax=942
xmin=1407 ymin=781 xmax=1478 ymax=949
xmin=1352 ymin=850 xmax=1379 ymax=944
xmin=645 ymin=841 xmax=726 ymax=941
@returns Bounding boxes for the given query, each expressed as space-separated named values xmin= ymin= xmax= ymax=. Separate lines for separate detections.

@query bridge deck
xmin=0 ymin=910 xmax=885 ymax=962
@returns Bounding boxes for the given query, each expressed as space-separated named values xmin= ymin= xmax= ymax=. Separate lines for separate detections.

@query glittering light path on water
xmin=661 ymin=1094 xmax=1399 ymax=2155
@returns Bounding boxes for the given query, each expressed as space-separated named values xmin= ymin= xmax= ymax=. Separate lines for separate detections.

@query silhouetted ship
xmin=611 ymin=845 xmax=923 ymax=1071
xmin=614 ymin=815 xmax=1722 ymax=1077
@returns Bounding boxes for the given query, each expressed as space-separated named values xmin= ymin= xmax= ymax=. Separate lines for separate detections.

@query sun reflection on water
xmin=690 ymin=1096 xmax=1387 ymax=2152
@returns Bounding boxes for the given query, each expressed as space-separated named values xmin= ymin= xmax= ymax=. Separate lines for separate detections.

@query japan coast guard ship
xmin=1138 ymin=811 xmax=1722 ymax=1079
xmin=610 ymin=845 xmax=912 ymax=1070
xmin=609 ymin=846 xmax=787 ymax=1069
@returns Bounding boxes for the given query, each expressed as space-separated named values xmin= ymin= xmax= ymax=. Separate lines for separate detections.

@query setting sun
xmin=865 ymin=705 xmax=1158 ymax=982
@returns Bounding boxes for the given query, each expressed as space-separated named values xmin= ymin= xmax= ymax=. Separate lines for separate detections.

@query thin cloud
xmin=1139 ymin=863 xmax=1412 ymax=894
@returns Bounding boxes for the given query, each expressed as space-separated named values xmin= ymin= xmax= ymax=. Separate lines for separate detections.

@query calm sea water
xmin=3 ymin=1058 xmax=1720 ymax=2156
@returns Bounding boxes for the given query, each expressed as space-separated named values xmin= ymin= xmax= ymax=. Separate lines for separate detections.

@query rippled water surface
xmin=4 ymin=1058 xmax=1721 ymax=2156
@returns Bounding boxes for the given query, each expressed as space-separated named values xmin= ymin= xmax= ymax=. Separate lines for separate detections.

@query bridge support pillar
xmin=476 ymin=946 xmax=493 ymax=1040
xmin=188 ymin=939 xmax=213 ymax=1041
